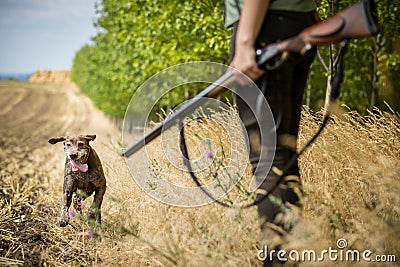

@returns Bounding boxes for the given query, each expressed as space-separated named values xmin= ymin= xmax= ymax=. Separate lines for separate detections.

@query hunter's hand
xmin=230 ymin=44 xmax=265 ymax=83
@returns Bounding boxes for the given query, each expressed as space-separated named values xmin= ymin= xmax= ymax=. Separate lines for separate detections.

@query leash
xmin=179 ymin=40 xmax=349 ymax=209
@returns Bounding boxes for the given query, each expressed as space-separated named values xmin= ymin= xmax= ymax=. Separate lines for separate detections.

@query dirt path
xmin=0 ymin=80 xmax=128 ymax=183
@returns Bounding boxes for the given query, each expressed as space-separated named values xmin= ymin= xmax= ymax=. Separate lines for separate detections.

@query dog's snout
xmin=69 ymin=153 xmax=78 ymax=159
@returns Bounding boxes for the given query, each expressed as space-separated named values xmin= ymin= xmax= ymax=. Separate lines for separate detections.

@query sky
xmin=0 ymin=0 xmax=98 ymax=74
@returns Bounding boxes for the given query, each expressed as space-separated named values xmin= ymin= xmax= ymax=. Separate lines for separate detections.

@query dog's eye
xmin=78 ymin=142 xmax=84 ymax=147
xmin=66 ymin=142 xmax=72 ymax=147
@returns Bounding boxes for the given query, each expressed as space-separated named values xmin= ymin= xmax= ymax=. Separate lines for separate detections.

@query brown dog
xmin=49 ymin=134 xmax=106 ymax=227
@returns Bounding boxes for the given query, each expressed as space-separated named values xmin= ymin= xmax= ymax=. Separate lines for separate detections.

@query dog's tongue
xmin=70 ymin=160 xmax=88 ymax=173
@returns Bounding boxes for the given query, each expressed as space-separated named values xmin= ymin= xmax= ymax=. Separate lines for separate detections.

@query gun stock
xmin=122 ymin=0 xmax=379 ymax=158
xmin=277 ymin=0 xmax=379 ymax=55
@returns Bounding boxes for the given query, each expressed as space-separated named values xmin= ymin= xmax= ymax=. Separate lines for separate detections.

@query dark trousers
xmin=230 ymin=10 xmax=317 ymax=231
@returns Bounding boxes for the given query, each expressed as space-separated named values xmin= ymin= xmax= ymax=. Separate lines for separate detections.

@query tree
xmin=72 ymin=0 xmax=230 ymax=118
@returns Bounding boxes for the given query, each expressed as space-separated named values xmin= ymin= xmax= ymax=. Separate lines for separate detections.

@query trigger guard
xmin=264 ymin=52 xmax=288 ymax=70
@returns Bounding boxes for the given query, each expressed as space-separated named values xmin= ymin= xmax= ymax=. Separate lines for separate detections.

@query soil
xmin=28 ymin=70 xmax=71 ymax=83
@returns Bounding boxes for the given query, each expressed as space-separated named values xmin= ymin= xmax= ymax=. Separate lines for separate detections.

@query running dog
xmin=49 ymin=134 xmax=106 ymax=227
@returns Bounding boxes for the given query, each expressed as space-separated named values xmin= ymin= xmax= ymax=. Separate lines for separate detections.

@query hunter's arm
xmin=230 ymin=0 xmax=270 ymax=81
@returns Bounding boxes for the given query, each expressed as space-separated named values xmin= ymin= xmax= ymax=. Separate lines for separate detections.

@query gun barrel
xmin=122 ymin=71 xmax=235 ymax=157
xmin=122 ymin=44 xmax=283 ymax=158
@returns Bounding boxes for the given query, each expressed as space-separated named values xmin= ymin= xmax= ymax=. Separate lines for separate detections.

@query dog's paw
xmin=58 ymin=218 xmax=69 ymax=227
xmin=87 ymin=208 xmax=102 ymax=225
xmin=87 ymin=208 xmax=96 ymax=221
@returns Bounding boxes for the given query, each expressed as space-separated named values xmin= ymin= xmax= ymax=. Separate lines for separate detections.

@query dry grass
xmin=0 ymin=80 xmax=399 ymax=266
xmin=290 ymin=106 xmax=400 ymax=266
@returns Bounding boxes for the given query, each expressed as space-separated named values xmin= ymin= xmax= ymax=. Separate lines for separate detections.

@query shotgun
xmin=122 ymin=0 xmax=378 ymax=158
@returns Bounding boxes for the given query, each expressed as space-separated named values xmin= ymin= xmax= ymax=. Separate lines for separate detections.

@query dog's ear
xmin=48 ymin=136 xmax=66 ymax=144
xmin=84 ymin=134 xmax=96 ymax=142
